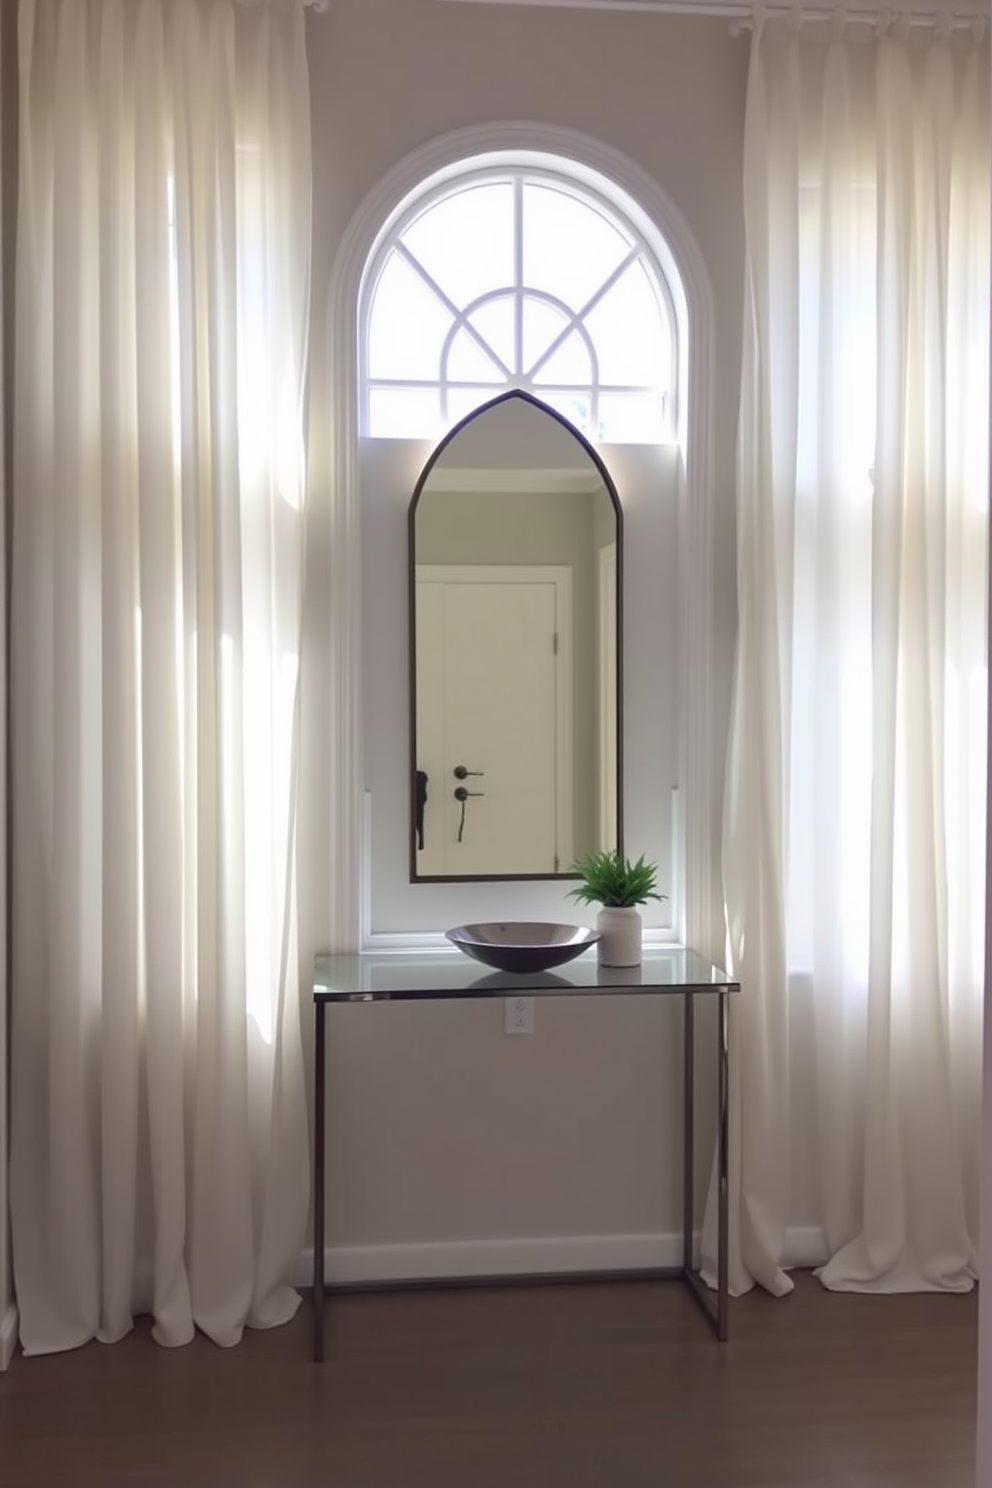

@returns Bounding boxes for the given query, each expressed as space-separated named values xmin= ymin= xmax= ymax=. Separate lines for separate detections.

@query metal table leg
xmin=717 ymin=987 xmax=730 ymax=1341
xmin=313 ymin=999 xmax=326 ymax=1362
xmin=680 ymin=986 xmax=731 ymax=1341
xmin=683 ymin=991 xmax=695 ymax=1274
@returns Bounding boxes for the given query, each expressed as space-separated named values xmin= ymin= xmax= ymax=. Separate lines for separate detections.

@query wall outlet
xmin=504 ymin=995 xmax=535 ymax=1035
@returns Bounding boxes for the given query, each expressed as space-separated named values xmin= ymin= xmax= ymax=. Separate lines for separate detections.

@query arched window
xmin=362 ymin=164 xmax=678 ymax=443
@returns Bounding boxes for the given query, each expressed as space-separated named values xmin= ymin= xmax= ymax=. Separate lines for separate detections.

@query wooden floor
xmin=0 ymin=1270 xmax=977 ymax=1488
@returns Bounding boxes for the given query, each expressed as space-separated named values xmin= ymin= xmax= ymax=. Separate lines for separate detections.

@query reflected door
xmin=415 ymin=567 xmax=571 ymax=876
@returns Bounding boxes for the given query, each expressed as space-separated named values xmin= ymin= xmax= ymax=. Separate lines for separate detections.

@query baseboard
xmin=293 ymin=1231 xmax=689 ymax=1288
xmin=0 ymin=1229 xmax=829 ymax=1360
xmin=293 ymin=1225 xmax=831 ymax=1291
xmin=783 ymin=1227 xmax=830 ymax=1269
xmin=0 ymin=1303 xmax=18 ymax=1372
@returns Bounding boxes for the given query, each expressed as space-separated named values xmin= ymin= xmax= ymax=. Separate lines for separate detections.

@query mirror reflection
xmin=410 ymin=391 xmax=622 ymax=880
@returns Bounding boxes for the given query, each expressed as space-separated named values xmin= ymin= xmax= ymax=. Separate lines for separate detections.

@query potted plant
xmin=567 ymin=849 xmax=665 ymax=967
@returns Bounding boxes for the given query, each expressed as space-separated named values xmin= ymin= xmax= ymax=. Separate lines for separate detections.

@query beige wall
xmin=299 ymin=0 xmax=752 ymax=1270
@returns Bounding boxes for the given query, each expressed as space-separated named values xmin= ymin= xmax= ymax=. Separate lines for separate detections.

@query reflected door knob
xmin=453 ymin=765 xmax=484 ymax=779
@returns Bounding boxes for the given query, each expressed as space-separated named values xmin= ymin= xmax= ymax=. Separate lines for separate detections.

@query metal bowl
xmin=445 ymin=921 xmax=599 ymax=975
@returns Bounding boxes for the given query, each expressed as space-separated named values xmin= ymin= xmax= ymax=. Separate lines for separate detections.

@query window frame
xmin=359 ymin=163 xmax=680 ymax=444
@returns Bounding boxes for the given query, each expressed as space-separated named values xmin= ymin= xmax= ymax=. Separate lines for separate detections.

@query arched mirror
xmin=410 ymin=391 xmax=623 ymax=881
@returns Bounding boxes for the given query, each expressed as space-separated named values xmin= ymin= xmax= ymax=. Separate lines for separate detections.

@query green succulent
xmin=566 ymin=849 xmax=665 ymax=909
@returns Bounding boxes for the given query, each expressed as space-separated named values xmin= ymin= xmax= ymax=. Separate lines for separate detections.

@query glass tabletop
xmin=313 ymin=947 xmax=739 ymax=1002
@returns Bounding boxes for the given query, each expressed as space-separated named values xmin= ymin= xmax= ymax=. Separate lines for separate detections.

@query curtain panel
xmin=721 ymin=15 xmax=989 ymax=1296
xmin=0 ymin=0 xmax=11 ymax=1370
xmin=10 ymin=0 xmax=312 ymax=1352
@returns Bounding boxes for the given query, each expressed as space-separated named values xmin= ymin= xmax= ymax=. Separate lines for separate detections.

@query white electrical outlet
xmin=504 ymin=995 xmax=535 ymax=1035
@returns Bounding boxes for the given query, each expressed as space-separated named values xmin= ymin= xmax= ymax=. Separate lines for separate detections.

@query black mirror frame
xmin=408 ymin=389 xmax=624 ymax=884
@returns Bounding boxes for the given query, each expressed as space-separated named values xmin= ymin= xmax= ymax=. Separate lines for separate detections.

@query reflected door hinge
xmin=554 ymin=854 xmax=560 ymax=872
xmin=553 ymin=631 xmax=559 ymax=656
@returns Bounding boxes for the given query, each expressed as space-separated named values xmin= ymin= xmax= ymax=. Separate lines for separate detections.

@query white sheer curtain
xmin=722 ymin=15 xmax=989 ymax=1296
xmin=0 ymin=1 xmax=11 ymax=1370
xmin=10 ymin=0 xmax=312 ymax=1352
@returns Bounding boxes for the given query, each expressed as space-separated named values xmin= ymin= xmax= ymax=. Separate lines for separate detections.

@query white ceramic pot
xmin=596 ymin=906 xmax=642 ymax=967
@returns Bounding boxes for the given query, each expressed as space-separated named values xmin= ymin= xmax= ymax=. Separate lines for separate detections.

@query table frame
xmin=311 ymin=951 xmax=735 ymax=1362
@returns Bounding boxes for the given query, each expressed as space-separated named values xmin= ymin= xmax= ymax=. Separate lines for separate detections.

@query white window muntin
xmin=361 ymin=164 xmax=678 ymax=442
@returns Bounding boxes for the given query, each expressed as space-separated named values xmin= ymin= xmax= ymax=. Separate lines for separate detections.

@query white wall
xmin=298 ymin=0 xmax=748 ymax=1277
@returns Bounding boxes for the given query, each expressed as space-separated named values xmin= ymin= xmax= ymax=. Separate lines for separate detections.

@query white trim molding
xmin=296 ymin=1231 xmax=690 ymax=1287
xmin=783 ymin=1228 xmax=831 ymax=1270
xmin=294 ymin=1225 xmax=829 ymax=1289
xmin=327 ymin=122 xmax=719 ymax=951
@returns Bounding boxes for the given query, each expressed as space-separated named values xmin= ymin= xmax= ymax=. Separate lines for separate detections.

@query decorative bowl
xmin=445 ymin=921 xmax=599 ymax=975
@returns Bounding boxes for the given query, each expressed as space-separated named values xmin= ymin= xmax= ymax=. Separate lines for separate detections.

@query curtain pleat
xmin=0 ymin=2 xmax=11 ymax=1355
xmin=10 ymin=0 xmax=312 ymax=1353
xmin=718 ymin=16 xmax=988 ymax=1297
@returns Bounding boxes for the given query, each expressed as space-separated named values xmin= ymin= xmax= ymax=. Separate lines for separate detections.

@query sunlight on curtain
xmin=719 ymin=15 xmax=989 ymax=1297
xmin=10 ymin=0 xmax=312 ymax=1352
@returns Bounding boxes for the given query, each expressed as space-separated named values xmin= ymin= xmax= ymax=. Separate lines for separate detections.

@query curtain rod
xmin=730 ymin=7 xmax=986 ymax=32
xmin=428 ymin=0 xmax=987 ymax=23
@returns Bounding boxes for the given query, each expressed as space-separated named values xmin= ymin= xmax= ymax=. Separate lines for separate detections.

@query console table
xmin=312 ymin=947 xmax=738 ymax=1362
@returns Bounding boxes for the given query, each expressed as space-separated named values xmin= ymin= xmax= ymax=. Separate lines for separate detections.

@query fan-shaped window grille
xmin=363 ymin=169 xmax=677 ymax=443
